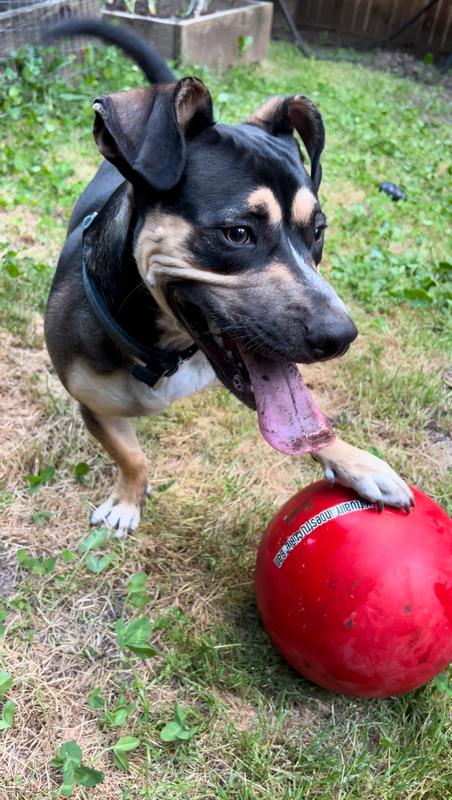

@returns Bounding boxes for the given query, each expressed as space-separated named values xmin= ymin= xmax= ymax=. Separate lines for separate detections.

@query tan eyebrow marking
xmin=247 ymin=187 xmax=282 ymax=226
xmin=291 ymin=187 xmax=317 ymax=225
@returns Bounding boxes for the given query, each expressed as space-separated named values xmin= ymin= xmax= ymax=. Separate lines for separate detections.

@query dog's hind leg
xmin=80 ymin=404 xmax=149 ymax=537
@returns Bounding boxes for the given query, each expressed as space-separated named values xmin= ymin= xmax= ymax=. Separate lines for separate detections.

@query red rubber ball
xmin=255 ymin=480 xmax=452 ymax=697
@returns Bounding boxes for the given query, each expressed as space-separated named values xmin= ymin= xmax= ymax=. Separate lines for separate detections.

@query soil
xmin=106 ymin=0 xmax=250 ymax=19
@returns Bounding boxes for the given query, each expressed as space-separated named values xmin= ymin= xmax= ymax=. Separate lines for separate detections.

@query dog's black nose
xmin=306 ymin=314 xmax=358 ymax=361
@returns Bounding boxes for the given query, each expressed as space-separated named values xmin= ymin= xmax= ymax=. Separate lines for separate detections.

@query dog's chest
xmin=131 ymin=349 xmax=218 ymax=414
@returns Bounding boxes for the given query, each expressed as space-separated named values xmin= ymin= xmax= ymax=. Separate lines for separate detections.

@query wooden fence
xmin=274 ymin=0 xmax=452 ymax=54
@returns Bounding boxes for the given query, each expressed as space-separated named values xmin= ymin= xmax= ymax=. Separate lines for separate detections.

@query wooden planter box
xmin=103 ymin=1 xmax=273 ymax=70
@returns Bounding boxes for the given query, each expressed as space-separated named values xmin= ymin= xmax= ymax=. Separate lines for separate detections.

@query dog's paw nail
xmin=90 ymin=496 xmax=143 ymax=536
xmin=324 ymin=467 xmax=335 ymax=486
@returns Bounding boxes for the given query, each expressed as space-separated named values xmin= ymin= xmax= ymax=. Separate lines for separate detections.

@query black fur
xmin=44 ymin=19 xmax=357 ymax=401
xmin=44 ymin=18 xmax=175 ymax=84
xmin=41 ymin=20 xmax=416 ymax=535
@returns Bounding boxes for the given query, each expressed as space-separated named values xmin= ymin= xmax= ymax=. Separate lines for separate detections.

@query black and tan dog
xmin=45 ymin=20 xmax=413 ymax=536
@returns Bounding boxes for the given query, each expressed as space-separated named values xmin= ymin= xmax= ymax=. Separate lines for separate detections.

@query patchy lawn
xmin=0 ymin=41 xmax=451 ymax=800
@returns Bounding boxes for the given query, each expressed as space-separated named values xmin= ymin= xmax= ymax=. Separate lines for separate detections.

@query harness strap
xmin=82 ymin=212 xmax=198 ymax=388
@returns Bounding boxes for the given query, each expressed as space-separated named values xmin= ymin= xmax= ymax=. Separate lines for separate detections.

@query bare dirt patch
xmin=216 ymin=690 xmax=258 ymax=732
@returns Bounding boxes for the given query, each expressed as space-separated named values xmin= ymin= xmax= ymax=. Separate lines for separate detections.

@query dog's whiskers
xmin=118 ymin=281 xmax=148 ymax=313
xmin=153 ymin=264 xmax=243 ymax=288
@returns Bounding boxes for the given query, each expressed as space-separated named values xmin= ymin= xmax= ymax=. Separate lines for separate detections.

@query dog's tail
xmin=44 ymin=18 xmax=175 ymax=84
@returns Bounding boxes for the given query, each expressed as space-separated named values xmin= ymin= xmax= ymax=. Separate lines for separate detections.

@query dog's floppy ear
xmin=92 ymin=77 xmax=214 ymax=192
xmin=248 ymin=95 xmax=325 ymax=191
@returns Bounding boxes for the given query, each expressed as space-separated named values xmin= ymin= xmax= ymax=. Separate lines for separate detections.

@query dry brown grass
xmin=0 ymin=319 xmax=325 ymax=796
xmin=1 ymin=46 xmax=450 ymax=798
xmin=1 ymin=301 xmax=449 ymax=796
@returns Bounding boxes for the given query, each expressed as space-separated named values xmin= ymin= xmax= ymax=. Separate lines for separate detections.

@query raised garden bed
xmin=103 ymin=0 xmax=273 ymax=70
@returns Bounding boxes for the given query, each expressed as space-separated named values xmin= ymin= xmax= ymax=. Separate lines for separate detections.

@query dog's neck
xmin=84 ymin=184 xmax=188 ymax=354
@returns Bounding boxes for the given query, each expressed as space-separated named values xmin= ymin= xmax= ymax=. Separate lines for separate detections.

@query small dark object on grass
xmin=379 ymin=182 xmax=407 ymax=201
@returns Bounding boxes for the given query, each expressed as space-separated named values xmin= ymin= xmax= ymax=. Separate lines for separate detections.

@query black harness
xmin=82 ymin=212 xmax=198 ymax=388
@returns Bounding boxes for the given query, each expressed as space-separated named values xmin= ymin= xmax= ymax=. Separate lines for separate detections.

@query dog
xmin=44 ymin=19 xmax=414 ymax=536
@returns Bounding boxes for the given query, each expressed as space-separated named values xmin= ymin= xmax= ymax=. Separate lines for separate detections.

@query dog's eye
xmin=314 ymin=225 xmax=325 ymax=243
xmin=223 ymin=226 xmax=252 ymax=246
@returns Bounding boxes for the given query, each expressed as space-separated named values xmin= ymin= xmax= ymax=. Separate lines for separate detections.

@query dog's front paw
xmin=91 ymin=494 xmax=143 ymax=538
xmin=314 ymin=439 xmax=414 ymax=512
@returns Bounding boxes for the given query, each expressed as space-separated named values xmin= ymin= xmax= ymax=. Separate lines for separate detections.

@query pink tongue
xmin=240 ymin=352 xmax=336 ymax=455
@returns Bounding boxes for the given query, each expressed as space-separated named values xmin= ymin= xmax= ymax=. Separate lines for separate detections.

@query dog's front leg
xmin=312 ymin=438 xmax=414 ymax=512
xmin=80 ymin=405 xmax=150 ymax=537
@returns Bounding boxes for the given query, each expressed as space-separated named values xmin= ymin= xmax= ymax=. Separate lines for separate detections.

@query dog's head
xmin=92 ymin=78 xmax=357 ymax=454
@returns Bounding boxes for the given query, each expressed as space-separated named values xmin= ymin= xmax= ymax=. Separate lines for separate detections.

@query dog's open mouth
xmin=171 ymin=294 xmax=335 ymax=455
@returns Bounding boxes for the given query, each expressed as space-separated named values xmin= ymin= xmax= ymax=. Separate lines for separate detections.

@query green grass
xmin=0 ymin=41 xmax=451 ymax=799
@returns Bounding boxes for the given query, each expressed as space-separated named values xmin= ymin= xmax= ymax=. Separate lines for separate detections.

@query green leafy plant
xmin=0 ymin=700 xmax=16 ymax=732
xmin=78 ymin=528 xmax=110 ymax=554
xmin=88 ymin=687 xmax=106 ymax=710
xmin=122 ymin=0 xmax=137 ymax=13
xmin=85 ymin=553 xmax=115 ymax=575
xmin=111 ymin=735 xmax=141 ymax=772
xmin=61 ymin=549 xmax=78 ymax=564
xmin=74 ymin=462 xmax=90 ymax=484
xmin=116 ymin=617 xmax=157 ymax=659
xmin=0 ymin=671 xmax=12 ymax=695
xmin=0 ymin=608 xmax=7 ymax=637
xmin=31 ymin=510 xmax=54 ymax=526
xmin=0 ymin=672 xmax=15 ymax=733
xmin=433 ymin=672 xmax=452 ymax=697
xmin=17 ymin=549 xmax=57 ymax=575
xmin=160 ymin=704 xmax=198 ymax=743
xmin=76 ymin=527 xmax=115 ymax=574
xmin=2 ymin=249 xmax=21 ymax=277
xmin=26 ymin=465 xmax=55 ymax=494
xmin=126 ymin=572 xmax=150 ymax=609
xmin=52 ymin=741 xmax=104 ymax=797
xmin=238 ymin=34 xmax=253 ymax=57
xmin=103 ymin=697 xmax=135 ymax=728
